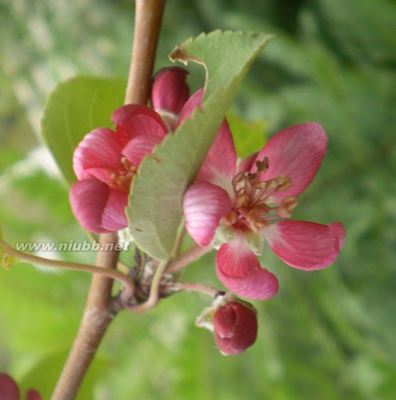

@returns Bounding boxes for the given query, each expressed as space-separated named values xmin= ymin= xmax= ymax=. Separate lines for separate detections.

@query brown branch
xmin=52 ymin=1 xmax=166 ymax=398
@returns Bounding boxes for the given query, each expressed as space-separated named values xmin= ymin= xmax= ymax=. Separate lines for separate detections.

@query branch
xmin=127 ymin=259 xmax=169 ymax=312
xmin=0 ymin=239 xmax=135 ymax=299
xmin=52 ymin=1 xmax=166 ymax=398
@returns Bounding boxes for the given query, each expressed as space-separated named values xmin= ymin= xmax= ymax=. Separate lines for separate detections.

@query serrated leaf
xmin=41 ymin=76 xmax=126 ymax=183
xmin=227 ymin=112 xmax=267 ymax=157
xmin=128 ymin=31 xmax=272 ymax=259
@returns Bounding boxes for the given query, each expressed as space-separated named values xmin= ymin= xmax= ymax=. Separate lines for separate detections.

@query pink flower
xmin=151 ymin=67 xmax=190 ymax=130
xmin=70 ymin=67 xmax=190 ymax=233
xmin=213 ymin=300 xmax=258 ymax=355
xmin=0 ymin=373 xmax=42 ymax=400
xmin=70 ymin=105 xmax=167 ymax=233
xmin=183 ymin=114 xmax=346 ymax=300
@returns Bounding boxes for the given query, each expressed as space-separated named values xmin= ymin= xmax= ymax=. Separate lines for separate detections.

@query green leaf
xmin=226 ymin=112 xmax=267 ymax=157
xmin=127 ymin=31 xmax=272 ymax=259
xmin=41 ymin=76 xmax=126 ymax=183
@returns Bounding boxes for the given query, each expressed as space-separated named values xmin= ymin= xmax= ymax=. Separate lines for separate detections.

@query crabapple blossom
xmin=70 ymin=105 xmax=167 ymax=233
xmin=69 ymin=67 xmax=190 ymax=233
xmin=183 ymin=120 xmax=345 ymax=300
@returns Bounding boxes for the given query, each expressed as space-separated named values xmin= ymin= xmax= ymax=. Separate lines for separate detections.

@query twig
xmin=52 ymin=1 xmax=166 ymax=398
xmin=166 ymin=245 xmax=212 ymax=274
xmin=0 ymin=239 xmax=135 ymax=298
xmin=128 ymin=259 xmax=169 ymax=312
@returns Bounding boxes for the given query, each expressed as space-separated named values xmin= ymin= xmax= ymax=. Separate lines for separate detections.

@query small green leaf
xmin=128 ymin=31 xmax=272 ymax=259
xmin=41 ymin=76 xmax=126 ymax=183
xmin=227 ymin=112 xmax=267 ymax=157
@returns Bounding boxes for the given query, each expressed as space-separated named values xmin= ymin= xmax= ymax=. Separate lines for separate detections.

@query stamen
xmin=227 ymin=157 xmax=295 ymax=232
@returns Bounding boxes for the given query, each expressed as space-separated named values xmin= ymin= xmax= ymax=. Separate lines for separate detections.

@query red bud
xmin=213 ymin=301 xmax=258 ymax=355
xmin=26 ymin=389 xmax=42 ymax=400
xmin=151 ymin=67 xmax=189 ymax=116
xmin=0 ymin=373 xmax=20 ymax=400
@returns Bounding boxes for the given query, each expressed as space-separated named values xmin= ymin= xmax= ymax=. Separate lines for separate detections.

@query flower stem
xmin=52 ymin=1 xmax=166 ymax=398
xmin=166 ymin=245 xmax=212 ymax=274
xmin=173 ymin=282 xmax=220 ymax=297
xmin=0 ymin=239 xmax=135 ymax=299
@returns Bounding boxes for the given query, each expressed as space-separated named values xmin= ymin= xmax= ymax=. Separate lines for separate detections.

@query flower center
xmin=224 ymin=158 xmax=297 ymax=232
xmin=109 ymin=157 xmax=137 ymax=193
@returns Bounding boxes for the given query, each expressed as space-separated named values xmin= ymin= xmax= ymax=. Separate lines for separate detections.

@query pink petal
xmin=70 ymin=179 xmax=127 ymax=233
xmin=178 ymin=88 xmax=203 ymax=124
xmin=122 ymin=135 xmax=162 ymax=166
xmin=0 ymin=373 xmax=20 ymax=400
xmin=101 ymin=190 xmax=130 ymax=232
xmin=112 ymin=104 xmax=167 ymax=145
xmin=216 ymin=239 xmax=279 ymax=300
xmin=197 ymin=120 xmax=237 ymax=189
xmin=183 ymin=182 xmax=232 ymax=247
xmin=238 ymin=152 xmax=258 ymax=173
xmin=151 ymin=67 xmax=190 ymax=115
xmin=73 ymin=128 xmax=122 ymax=180
xmin=263 ymin=220 xmax=346 ymax=270
xmin=179 ymin=89 xmax=237 ymax=188
xmin=253 ymin=123 xmax=327 ymax=200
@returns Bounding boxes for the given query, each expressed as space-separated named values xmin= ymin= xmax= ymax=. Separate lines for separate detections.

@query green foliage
xmin=127 ymin=31 xmax=272 ymax=259
xmin=41 ymin=77 xmax=126 ymax=183
xmin=227 ymin=112 xmax=267 ymax=157
xmin=1 ymin=0 xmax=396 ymax=399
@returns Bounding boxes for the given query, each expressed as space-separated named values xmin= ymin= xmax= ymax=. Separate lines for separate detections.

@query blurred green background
xmin=1 ymin=0 xmax=395 ymax=398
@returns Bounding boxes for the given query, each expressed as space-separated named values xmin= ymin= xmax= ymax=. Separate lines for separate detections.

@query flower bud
xmin=213 ymin=300 xmax=258 ymax=355
xmin=151 ymin=67 xmax=189 ymax=116
xmin=26 ymin=389 xmax=42 ymax=400
xmin=0 ymin=373 xmax=20 ymax=400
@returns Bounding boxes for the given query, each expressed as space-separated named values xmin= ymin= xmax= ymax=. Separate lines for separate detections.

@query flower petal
xmin=253 ymin=123 xmax=327 ymax=199
xmin=179 ymin=89 xmax=237 ymax=189
xmin=197 ymin=120 xmax=237 ymax=190
xmin=102 ymin=190 xmax=129 ymax=232
xmin=183 ymin=182 xmax=232 ymax=247
xmin=178 ymin=88 xmax=203 ymax=124
xmin=122 ymin=134 xmax=162 ymax=166
xmin=73 ymin=128 xmax=122 ymax=180
xmin=263 ymin=220 xmax=346 ymax=270
xmin=0 ymin=373 xmax=20 ymax=400
xmin=70 ymin=179 xmax=127 ymax=233
xmin=238 ymin=152 xmax=258 ymax=173
xmin=216 ymin=239 xmax=279 ymax=300
xmin=112 ymin=104 xmax=167 ymax=145
xmin=151 ymin=67 xmax=190 ymax=115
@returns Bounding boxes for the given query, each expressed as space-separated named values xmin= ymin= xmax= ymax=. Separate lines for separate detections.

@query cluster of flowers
xmin=69 ymin=67 xmax=345 ymax=355
xmin=0 ymin=373 xmax=41 ymax=400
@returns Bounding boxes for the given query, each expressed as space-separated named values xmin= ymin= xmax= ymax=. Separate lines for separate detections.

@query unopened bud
xmin=151 ymin=67 xmax=190 ymax=115
xmin=213 ymin=300 xmax=258 ymax=355
xmin=0 ymin=373 xmax=20 ymax=400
